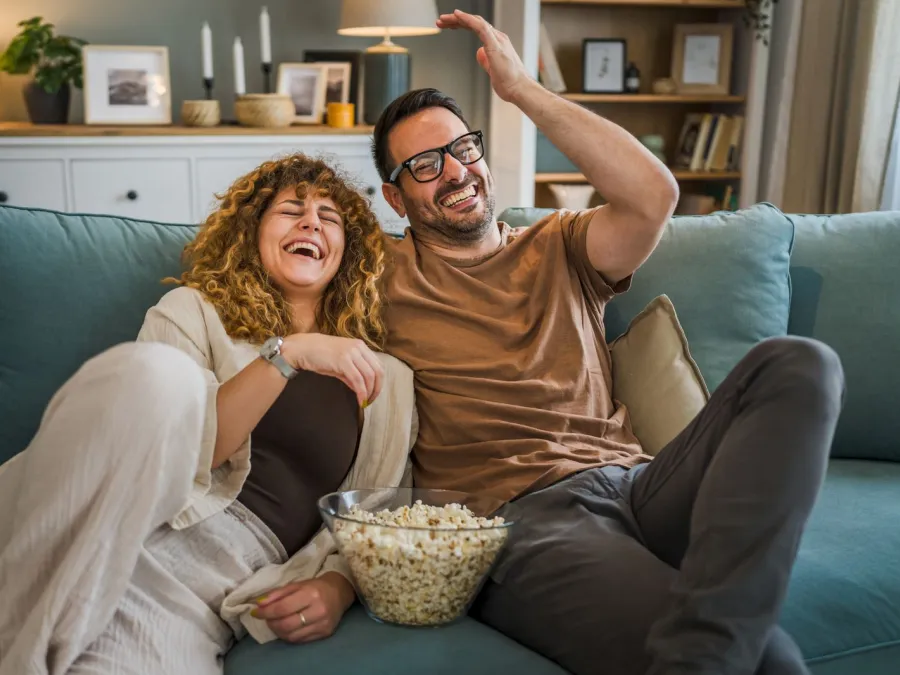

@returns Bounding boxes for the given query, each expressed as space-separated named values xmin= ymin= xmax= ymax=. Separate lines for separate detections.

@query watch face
xmin=261 ymin=336 xmax=282 ymax=359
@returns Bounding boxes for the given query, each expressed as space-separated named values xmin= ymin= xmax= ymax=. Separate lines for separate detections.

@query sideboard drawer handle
xmin=365 ymin=186 xmax=376 ymax=197
xmin=126 ymin=190 xmax=139 ymax=201
xmin=0 ymin=191 xmax=8 ymax=203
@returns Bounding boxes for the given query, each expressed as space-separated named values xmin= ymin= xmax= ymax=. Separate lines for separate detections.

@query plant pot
xmin=23 ymin=81 xmax=70 ymax=124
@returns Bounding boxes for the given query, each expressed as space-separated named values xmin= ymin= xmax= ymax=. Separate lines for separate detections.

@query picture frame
xmin=276 ymin=62 xmax=328 ymax=124
xmin=303 ymin=50 xmax=362 ymax=123
xmin=671 ymin=24 xmax=733 ymax=95
xmin=82 ymin=45 xmax=171 ymax=125
xmin=582 ymin=39 xmax=626 ymax=94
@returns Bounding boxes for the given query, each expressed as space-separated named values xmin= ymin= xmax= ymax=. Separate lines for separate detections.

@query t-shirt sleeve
xmin=560 ymin=207 xmax=633 ymax=305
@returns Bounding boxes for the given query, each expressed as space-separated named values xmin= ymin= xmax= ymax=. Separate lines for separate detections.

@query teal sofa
xmin=1 ymin=202 xmax=898 ymax=674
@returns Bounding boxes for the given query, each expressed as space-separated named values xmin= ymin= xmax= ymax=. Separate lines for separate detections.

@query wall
xmin=0 ymin=0 xmax=492 ymax=131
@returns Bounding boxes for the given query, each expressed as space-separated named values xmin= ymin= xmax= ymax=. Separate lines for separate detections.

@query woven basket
xmin=235 ymin=94 xmax=294 ymax=128
xmin=181 ymin=100 xmax=220 ymax=127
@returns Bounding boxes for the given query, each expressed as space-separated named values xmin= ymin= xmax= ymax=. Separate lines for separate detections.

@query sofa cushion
xmin=500 ymin=203 xmax=795 ymax=392
xmin=609 ymin=295 xmax=709 ymax=455
xmin=0 ymin=205 xmax=196 ymax=464
xmin=787 ymin=212 xmax=900 ymax=461
xmin=224 ymin=606 xmax=567 ymax=675
xmin=782 ymin=459 xmax=900 ymax=672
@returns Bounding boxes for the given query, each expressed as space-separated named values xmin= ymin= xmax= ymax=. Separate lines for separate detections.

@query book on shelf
xmin=674 ymin=113 xmax=744 ymax=174
xmin=538 ymin=23 xmax=566 ymax=93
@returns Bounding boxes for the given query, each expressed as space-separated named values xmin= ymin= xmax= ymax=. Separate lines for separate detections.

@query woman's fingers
xmin=339 ymin=354 xmax=369 ymax=407
xmin=363 ymin=349 xmax=384 ymax=403
xmin=268 ymin=600 xmax=328 ymax=639
xmin=351 ymin=351 xmax=377 ymax=405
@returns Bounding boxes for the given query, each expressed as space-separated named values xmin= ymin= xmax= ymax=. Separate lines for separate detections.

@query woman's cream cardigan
xmin=136 ymin=286 xmax=418 ymax=643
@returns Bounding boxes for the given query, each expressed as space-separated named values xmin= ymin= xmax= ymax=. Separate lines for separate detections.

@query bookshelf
xmin=534 ymin=0 xmax=758 ymax=213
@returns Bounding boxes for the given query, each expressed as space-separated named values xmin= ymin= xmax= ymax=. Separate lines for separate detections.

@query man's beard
xmin=405 ymin=174 xmax=497 ymax=246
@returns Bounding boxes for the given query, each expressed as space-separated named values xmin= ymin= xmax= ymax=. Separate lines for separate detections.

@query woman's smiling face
xmin=258 ymin=187 xmax=346 ymax=301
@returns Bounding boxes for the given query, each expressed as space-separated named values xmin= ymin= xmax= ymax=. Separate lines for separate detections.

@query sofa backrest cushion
xmin=501 ymin=203 xmax=795 ymax=392
xmin=0 ymin=205 xmax=197 ymax=464
xmin=788 ymin=211 xmax=900 ymax=461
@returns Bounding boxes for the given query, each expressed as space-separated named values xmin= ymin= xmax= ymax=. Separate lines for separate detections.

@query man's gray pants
xmin=472 ymin=336 xmax=845 ymax=675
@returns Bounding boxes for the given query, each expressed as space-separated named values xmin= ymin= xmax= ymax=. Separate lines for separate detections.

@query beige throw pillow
xmin=609 ymin=295 xmax=709 ymax=456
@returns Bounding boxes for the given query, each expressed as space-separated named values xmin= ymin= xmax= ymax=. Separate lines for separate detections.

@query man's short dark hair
xmin=372 ymin=88 xmax=471 ymax=183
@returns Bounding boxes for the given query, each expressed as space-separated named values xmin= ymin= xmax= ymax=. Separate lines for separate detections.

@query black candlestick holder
xmin=203 ymin=77 xmax=214 ymax=101
xmin=262 ymin=62 xmax=272 ymax=94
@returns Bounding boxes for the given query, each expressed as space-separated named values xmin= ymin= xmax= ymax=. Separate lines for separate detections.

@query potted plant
xmin=0 ymin=17 xmax=86 ymax=124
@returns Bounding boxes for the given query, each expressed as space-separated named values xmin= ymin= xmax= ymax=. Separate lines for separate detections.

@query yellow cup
xmin=327 ymin=102 xmax=355 ymax=128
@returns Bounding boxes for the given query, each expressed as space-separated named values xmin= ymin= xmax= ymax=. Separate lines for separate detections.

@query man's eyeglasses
xmin=388 ymin=130 xmax=485 ymax=184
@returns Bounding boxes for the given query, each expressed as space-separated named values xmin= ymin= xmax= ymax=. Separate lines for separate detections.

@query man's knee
xmin=748 ymin=336 xmax=844 ymax=413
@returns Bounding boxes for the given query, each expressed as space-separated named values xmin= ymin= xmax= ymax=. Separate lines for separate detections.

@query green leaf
xmin=0 ymin=34 xmax=38 ymax=74
xmin=35 ymin=65 xmax=66 ymax=93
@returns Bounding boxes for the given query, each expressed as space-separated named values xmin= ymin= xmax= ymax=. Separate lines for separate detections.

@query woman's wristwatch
xmin=260 ymin=336 xmax=299 ymax=379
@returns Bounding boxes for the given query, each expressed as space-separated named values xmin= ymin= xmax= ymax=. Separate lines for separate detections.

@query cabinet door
xmin=0 ymin=160 xmax=66 ymax=211
xmin=71 ymin=159 xmax=192 ymax=223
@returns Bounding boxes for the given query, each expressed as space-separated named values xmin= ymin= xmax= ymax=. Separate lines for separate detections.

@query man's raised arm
xmin=439 ymin=9 xmax=680 ymax=285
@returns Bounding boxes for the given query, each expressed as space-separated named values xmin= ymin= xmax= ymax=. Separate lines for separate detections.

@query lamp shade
xmin=338 ymin=0 xmax=440 ymax=38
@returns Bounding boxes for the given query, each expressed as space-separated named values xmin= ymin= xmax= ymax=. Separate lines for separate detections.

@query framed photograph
xmin=582 ymin=39 xmax=626 ymax=93
xmin=303 ymin=50 xmax=362 ymax=123
xmin=671 ymin=24 xmax=733 ymax=95
xmin=276 ymin=63 xmax=327 ymax=124
xmin=82 ymin=46 xmax=171 ymax=125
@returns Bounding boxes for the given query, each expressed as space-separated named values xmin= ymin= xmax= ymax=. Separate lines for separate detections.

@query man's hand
xmin=437 ymin=10 xmax=529 ymax=103
xmin=251 ymin=572 xmax=356 ymax=644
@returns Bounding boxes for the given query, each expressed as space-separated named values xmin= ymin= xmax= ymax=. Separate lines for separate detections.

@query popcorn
xmin=332 ymin=500 xmax=510 ymax=626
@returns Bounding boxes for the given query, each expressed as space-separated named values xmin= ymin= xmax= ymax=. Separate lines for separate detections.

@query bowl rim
xmin=317 ymin=487 xmax=516 ymax=533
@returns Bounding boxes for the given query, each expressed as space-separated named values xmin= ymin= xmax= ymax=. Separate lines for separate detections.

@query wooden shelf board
xmin=563 ymin=93 xmax=745 ymax=103
xmin=0 ymin=122 xmax=375 ymax=137
xmin=535 ymin=171 xmax=741 ymax=183
xmin=541 ymin=0 xmax=746 ymax=8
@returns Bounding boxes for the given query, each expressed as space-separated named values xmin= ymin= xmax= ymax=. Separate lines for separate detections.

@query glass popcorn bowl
xmin=318 ymin=488 xmax=517 ymax=627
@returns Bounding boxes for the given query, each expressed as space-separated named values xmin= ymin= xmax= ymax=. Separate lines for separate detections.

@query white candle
xmin=233 ymin=37 xmax=246 ymax=95
xmin=201 ymin=22 xmax=213 ymax=80
xmin=260 ymin=7 xmax=272 ymax=64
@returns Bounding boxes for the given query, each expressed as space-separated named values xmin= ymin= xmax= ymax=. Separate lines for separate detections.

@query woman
xmin=0 ymin=155 xmax=416 ymax=675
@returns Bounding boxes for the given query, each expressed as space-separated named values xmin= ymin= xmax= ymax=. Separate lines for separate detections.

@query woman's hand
xmin=282 ymin=334 xmax=384 ymax=407
xmin=251 ymin=572 xmax=356 ymax=644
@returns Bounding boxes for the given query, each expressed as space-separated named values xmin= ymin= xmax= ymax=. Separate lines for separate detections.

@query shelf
xmin=563 ymin=93 xmax=745 ymax=104
xmin=535 ymin=171 xmax=741 ymax=183
xmin=541 ymin=0 xmax=746 ymax=7
xmin=0 ymin=122 xmax=375 ymax=137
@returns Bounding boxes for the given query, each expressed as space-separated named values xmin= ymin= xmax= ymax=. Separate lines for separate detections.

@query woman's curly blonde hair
xmin=171 ymin=153 xmax=386 ymax=349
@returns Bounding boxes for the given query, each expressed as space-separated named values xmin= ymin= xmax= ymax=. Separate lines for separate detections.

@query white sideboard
xmin=0 ymin=124 xmax=408 ymax=235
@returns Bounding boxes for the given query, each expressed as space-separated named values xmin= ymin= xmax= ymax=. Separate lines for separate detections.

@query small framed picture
xmin=582 ymin=39 xmax=626 ymax=93
xmin=276 ymin=63 xmax=328 ymax=124
xmin=82 ymin=45 xmax=171 ymax=125
xmin=671 ymin=24 xmax=733 ymax=95
xmin=304 ymin=50 xmax=362 ymax=122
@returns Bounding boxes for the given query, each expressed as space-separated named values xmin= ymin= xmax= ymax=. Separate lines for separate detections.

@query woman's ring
xmin=299 ymin=611 xmax=308 ymax=627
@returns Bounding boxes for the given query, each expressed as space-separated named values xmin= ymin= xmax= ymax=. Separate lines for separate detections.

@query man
xmin=372 ymin=9 xmax=844 ymax=675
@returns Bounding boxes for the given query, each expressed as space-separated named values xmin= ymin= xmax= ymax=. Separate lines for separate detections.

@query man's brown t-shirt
xmin=383 ymin=208 xmax=650 ymax=503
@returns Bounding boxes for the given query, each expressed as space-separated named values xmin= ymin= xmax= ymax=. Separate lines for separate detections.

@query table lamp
xmin=338 ymin=0 xmax=439 ymax=124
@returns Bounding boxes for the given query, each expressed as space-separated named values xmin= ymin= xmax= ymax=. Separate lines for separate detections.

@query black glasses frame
xmin=388 ymin=130 xmax=485 ymax=184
